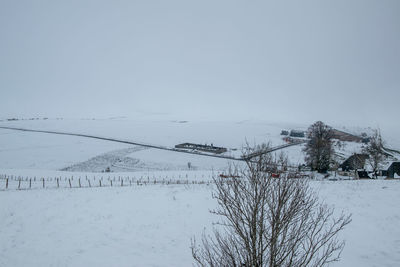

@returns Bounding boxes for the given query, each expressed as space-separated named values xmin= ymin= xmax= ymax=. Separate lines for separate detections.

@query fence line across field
xmin=0 ymin=173 xmax=215 ymax=190
xmin=0 ymin=177 xmax=213 ymax=191
xmin=0 ymin=173 xmax=211 ymax=180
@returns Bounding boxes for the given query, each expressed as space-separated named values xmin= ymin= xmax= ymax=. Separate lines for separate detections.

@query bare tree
xmin=363 ymin=129 xmax=385 ymax=178
xmin=304 ymin=121 xmax=334 ymax=173
xmin=191 ymin=145 xmax=351 ymax=267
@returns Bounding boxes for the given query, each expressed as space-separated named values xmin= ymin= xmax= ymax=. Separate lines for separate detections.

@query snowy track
xmin=0 ymin=126 xmax=243 ymax=160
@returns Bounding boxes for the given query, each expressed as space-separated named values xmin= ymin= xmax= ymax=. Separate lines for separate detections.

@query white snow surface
xmin=0 ymin=118 xmax=307 ymax=172
xmin=1 ymin=118 xmax=400 ymax=266
xmin=0 ymin=180 xmax=400 ymax=267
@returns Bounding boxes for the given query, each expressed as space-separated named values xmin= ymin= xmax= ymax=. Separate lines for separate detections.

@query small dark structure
xmin=340 ymin=154 xmax=369 ymax=171
xmin=387 ymin=162 xmax=400 ymax=178
xmin=289 ymin=130 xmax=305 ymax=138
xmin=175 ymin=143 xmax=227 ymax=154
xmin=357 ymin=170 xmax=371 ymax=179
xmin=280 ymin=130 xmax=289 ymax=136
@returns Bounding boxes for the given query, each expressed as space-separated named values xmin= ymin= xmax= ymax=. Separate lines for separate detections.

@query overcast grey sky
xmin=0 ymin=0 xmax=399 ymax=127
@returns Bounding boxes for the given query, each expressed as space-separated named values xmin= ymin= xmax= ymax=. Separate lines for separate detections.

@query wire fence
xmin=0 ymin=173 xmax=214 ymax=191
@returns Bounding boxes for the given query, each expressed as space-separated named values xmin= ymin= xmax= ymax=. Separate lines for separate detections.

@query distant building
xmin=331 ymin=129 xmax=364 ymax=142
xmin=175 ymin=143 xmax=227 ymax=154
xmin=280 ymin=130 xmax=289 ymax=136
xmin=340 ymin=154 xmax=369 ymax=171
xmin=289 ymin=130 xmax=305 ymax=138
xmin=387 ymin=162 xmax=400 ymax=178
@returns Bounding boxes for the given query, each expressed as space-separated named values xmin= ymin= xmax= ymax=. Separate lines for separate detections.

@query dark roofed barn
xmin=340 ymin=153 xmax=369 ymax=171
xmin=331 ymin=129 xmax=364 ymax=142
xmin=175 ymin=143 xmax=227 ymax=154
xmin=289 ymin=130 xmax=305 ymax=138
xmin=387 ymin=162 xmax=400 ymax=178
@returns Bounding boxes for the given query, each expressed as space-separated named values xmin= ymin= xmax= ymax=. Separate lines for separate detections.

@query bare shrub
xmin=363 ymin=129 xmax=385 ymax=178
xmin=191 ymin=145 xmax=351 ymax=267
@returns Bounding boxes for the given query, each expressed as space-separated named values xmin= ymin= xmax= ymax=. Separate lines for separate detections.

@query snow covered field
xmin=0 ymin=180 xmax=399 ymax=267
xmin=0 ymin=118 xmax=307 ymax=172
xmin=1 ymin=118 xmax=400 ymax=266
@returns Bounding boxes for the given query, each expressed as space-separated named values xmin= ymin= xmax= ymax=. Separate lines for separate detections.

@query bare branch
xmin=192 ymin=143 xmax=351 ymax=267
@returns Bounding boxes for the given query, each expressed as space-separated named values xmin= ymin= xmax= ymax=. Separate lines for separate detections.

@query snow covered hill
xmin=0 ymin=118 xmax=309 ymax=172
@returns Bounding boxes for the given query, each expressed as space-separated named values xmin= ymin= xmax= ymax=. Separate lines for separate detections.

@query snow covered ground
xmin=0 ymin=180 xmax=399 ymax=267
xmin=1 ymin=118 xmax=399 ymax=266
xmin=0 ymin=118 xmax=307 ymax=172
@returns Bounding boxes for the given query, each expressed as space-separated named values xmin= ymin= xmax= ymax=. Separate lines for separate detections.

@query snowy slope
xmin=0 ymin=118 xmax=307 ymax=172
xmin=0 ymin=181 xmax=399 ymax=267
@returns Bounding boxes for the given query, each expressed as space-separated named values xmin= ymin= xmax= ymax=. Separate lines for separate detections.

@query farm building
xmin=331 ymin=129 xmax=364 ymax=142
xmin=174 ymin=143 xmax=227 ymax=154
xmin=340 ymin=154 xmax=369 ymax=171
xmin=387 ymin=162 xmax=400 ymax=178
xmin=289 ymin=130 xmax=305 ymax=138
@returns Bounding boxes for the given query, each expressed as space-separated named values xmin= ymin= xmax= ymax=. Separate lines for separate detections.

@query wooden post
xmin=57 ymin=178 xmax=59 ymax=188
xmin=68 ymin=179 xmax=71 ymax=188
xmin=18 ymin=179 xmax=21 ymax=189
xmin=6 ymin=178 xmax=8 ymax=189
xmin=121 ymin=179 xmax=123 ymax=187
xmin=78 ymin=179 xmax=81 ymax=188
xmin=99 ymin=180 xmax=102 ymax=187
xmin=88 ymin=180 xmax=91 ymax=187
xmin=29 ymin=178 xmax=32 ymax=189
xmin=42 ymin=178 xmax=45 ymax=188
xmin=111 ymin=180 xmax=113 ymax=187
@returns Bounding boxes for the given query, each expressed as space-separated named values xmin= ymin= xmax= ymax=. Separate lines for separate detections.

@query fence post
xmin=121 ymin=179 xmax=123 ymax=187
xmin=68 ymin=179 xmax=71 ymax=188
xmin=29 ymin=178 xmax=32 ymax=189
xmin=42 ymin=178 xmax=45 ymax=188
xmin=6 ymin=178 xmax=8 ymax=189
xmin=88 ymin=180 xmax=91 ymax=187
xmin=78 ymin=179 xmax=81 ymax=188
xmin=99 ymin=180 xmax=102 ymax=187
xmin=111 ymin=180 xmax=113 ymax=187
xmin=18 ymin=179 xmax=21 ymax=189
xmin=57 ymin=178 xmax=59 ymax=188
